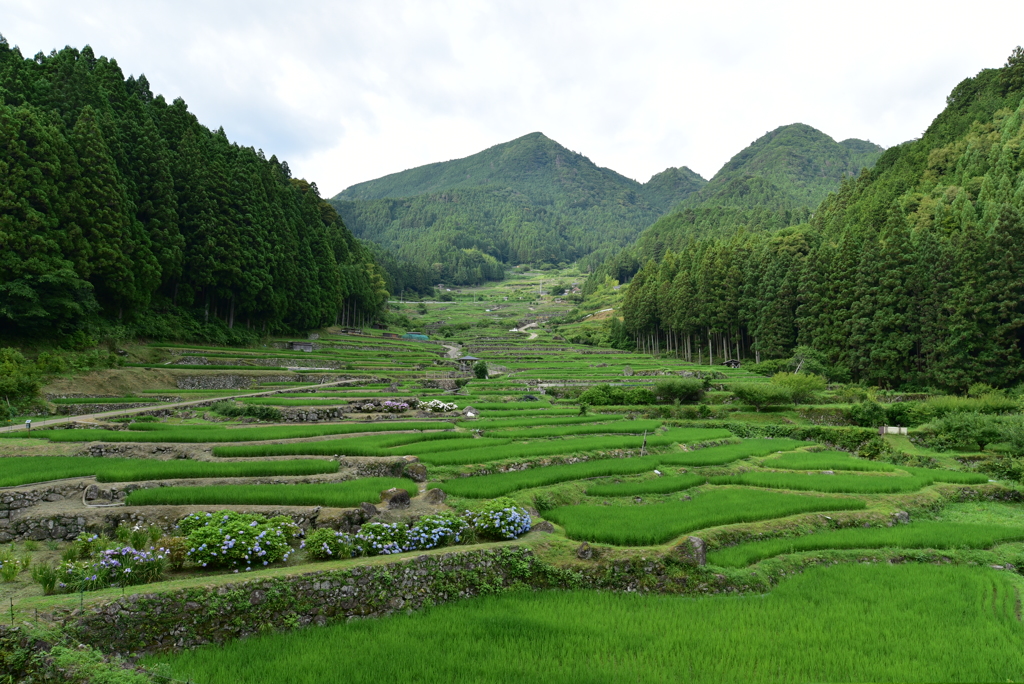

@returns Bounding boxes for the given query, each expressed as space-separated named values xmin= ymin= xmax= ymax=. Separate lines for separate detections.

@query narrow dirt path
xmin=443 ymin=343 xmax=462 ymax=359
xmin=0 ymin=378 xmax=370 ymax=434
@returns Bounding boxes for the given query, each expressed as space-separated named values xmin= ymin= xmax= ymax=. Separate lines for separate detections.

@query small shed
xmin=289 ymin=342 xmax=314 ymax=352
xmin=382 ymin=332 xmax=401 ymax=339
xmin=458 ymin=356 xmax=480 ymax=372
xmin=723 ymin=359 xmax=742 ymax=369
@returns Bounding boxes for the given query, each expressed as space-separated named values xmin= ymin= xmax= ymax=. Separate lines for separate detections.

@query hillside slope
xmin=614 ymin=48 xmax=1024 ymax=390
xmin=330 ymin=133 xmax=707 ymax=282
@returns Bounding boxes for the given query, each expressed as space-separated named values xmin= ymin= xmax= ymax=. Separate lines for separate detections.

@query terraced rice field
xmin=148 ymin=565 xmax=1024 ymax=683
xmin=124 ymin=478 xmax=418 ymax=507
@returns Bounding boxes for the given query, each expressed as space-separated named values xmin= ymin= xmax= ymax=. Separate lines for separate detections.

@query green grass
xmin=0 ymin=457 xmax=338 ymax=487
xmin=212 ymin=431 xmax=471 ymax=458
xmin=434 ymin=457 xmax=664 ymax=498
xmin=123 ymin=478 xmax=417 ymax=507
xmin=146 ymin=565 xmax=1024 ymax=683
xmin=654 ymin=439 xmax=810 ymax=466
xmin=544 ymin=489 xmax=865 ymax=545
xmin=707 ymin=521 xmax=1024 ymax=567
xmin=4 ymin=422 xmax=453 ymax=443
xmin=585 ymin=473 xmax=707 ymax=497
xmin=413 ymin=428 xmax=733 ymax=466
xmin=763 ymin=451 xmax=897 ymax=471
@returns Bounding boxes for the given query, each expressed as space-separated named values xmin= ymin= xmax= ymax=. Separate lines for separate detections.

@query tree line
xmin=617 ymin=49 xmax=1024 ymax=392
xmin=0 ymin=39 xmax=389 ymax=343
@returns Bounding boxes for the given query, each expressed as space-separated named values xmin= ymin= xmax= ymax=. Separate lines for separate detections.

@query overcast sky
xmin=3 ymin=1 xmax=1023 ymax=197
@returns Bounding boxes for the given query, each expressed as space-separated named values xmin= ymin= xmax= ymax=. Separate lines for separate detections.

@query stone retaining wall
xmin=55 ymin=545 xmax=751 ymax=655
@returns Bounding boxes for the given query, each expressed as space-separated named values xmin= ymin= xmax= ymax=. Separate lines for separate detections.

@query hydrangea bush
xmin=57 ymin=546 xmax=167 ymax=593
xmin=179 ymin=510 xmax=300 ymax=571
xmin=467 ymin=498 xmax=532 ymax=540
xmin=305 ymin=507 xmax=527 ymax=562
xmin=423 ymin=399 xmax=459 ymax=413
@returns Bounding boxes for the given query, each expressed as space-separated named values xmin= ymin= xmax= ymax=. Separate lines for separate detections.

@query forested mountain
xmin=588 ymin=125 xmax=883 ymax=286
xmin=616 ymin=48 xmax=1024 ymax=391
xmin=330 ymin=132 xmax=707 ymax=284
xmin=0 ymin=38 xmax=388 ymax=343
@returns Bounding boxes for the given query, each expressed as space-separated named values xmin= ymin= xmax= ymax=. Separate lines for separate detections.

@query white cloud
xmin=3 ymin=0 xmax=1022 ymax=196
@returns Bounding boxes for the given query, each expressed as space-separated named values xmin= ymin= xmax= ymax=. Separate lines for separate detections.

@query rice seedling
xmin=413 ymin=428 xmax=733 ymax=466
xmin=487 ymin=420 xmax=663 ymax=439
xmin=544 ymin=489 xmax=865 ymax=545
xmin=585 ymin=473 xmax=707 ymax=497
xmin=124 ymin=478 xmax=417 ymax=507
xmin=763 ymin=451 xmax=897 ymax=472
xmin=464 ymin=415 xmax=625 ymax=429
xmin=435 ymin=457 xmax=663 ymax=498
xmin=654 ymin=439 xmax=810 ymax=466
xmin=212 ymin=431 xmax=471 ymax=458
xmin=709 ymin=468 xmax=989 ymax=494
xmin=707 ymin=521 xmax=1024 ymax=567
xmin=0 ymin=457 xmax=338 ymax=487
xmin=390 ymin=438 xmax=514 ymax=455
xmin=147 ymin=565 xmax=1024 ymax=684
xmin=5 ymin=421 xmax=453 ymax=443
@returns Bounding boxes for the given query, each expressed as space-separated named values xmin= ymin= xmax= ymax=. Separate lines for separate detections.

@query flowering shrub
xmin=305 ymin=509 xmax=514 ymax=563
xmin=407 ymin=512 xmax=468 ymax=549
xmin=305 ymin=528 xmax=359 ymax=560
xmin=423 ymin=399 xmax=459 ymax=413
xmin=381 ymin=400 xmax=410 ymax=413
xmin=467 ymin=497 xmax=532 ymax=540
xmin=56 ymin=545 xmax=167 ymax=593
xmin=179 ymin=510 xmax=300 ymax=571
xmin=356 ymin=522 xmax=409 ymax=555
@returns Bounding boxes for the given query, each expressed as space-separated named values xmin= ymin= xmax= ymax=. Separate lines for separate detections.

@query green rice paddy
xmin=653 ymin=438 xmax=810 ymax=466
xmin=544 ymin=489 xmax=866 ymax=545
xmin=211 ymin=431 xmax=470 ymax=457
xmin=123 ymin=478 xmax=417 ymax=507
xmin=0 ymin=456 xmax=337 ymax=487
xmin=763 ymin=451 xmax=898 ymax=471
xmin=707 ymin=521 xmax=1024 ymax=567
xmin=147 ymin=564 xmax=1024 ymax=683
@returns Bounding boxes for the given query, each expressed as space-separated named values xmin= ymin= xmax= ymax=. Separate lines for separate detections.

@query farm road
xmin=0 ymin=378 xmax=369 ymax=434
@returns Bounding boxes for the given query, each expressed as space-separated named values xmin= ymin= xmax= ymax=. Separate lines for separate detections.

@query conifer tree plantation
xmin=0 ymin=37 xmax=389 ymax=345
xmin=3 ymin=30 xmax=1024 ymax=684
xmin=610 ymin=48 xmax=1024 ymax=392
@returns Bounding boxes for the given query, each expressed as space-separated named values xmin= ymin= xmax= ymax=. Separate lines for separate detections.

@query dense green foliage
xmin=330 ymin=133 xmax=707 ymax=280
xmin=586 ymin=124 xmax=883 ymax=288
xmin=0 ymin=38 xmax=388 ymax=341
xmin=148 ymin=565 xmax=1024 ymax=683
xmin=707 ymin=521 xmax=1024 ymax=567
xmin=614 ymin=51 xmax=1024 ymax=390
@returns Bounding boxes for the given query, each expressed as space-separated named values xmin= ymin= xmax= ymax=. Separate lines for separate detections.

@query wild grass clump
xmin=435 ymin=457 xmax=662 ymax=498
xmin=585 ymin=473 xmax=706 ymax=497
xmin=212 ymin=431 xmax=469 ymax=458
xmin=655 ymin=439 xmax=809 ymax=466
xmin=147 ymin=565 xmax=1024 ymax=683
xmin=124 ymin=478 xmax=418 ymax=507
xmin=764 ymin=451 xmax=897 ymax=471
xmin=414 ymin=428 xmax=733 ymax=466
xmin=544 ymin=489 xmax=865 ymax=545
xmin=707 ymin=521 xmax=1024 ymax=567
